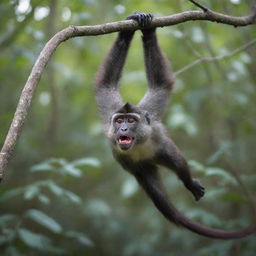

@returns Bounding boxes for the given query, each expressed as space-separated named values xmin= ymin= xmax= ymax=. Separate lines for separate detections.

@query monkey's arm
xmin=156 ymin=138 xmax=205 ymax=201
xmin=138 ymin=29 xmax=174 ymax=119
xmin=95 ymin=30 xmax=135 ymax=124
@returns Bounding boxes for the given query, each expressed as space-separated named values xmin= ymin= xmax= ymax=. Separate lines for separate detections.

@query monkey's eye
xmin=116 ymin=118 xmax=123 ymax=124
xmin=128 ymin=118 xmax=136 ymax=124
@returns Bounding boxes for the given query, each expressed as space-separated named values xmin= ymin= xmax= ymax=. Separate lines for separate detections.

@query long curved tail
xmin=134 ymin=169 xmax=256 ymax=239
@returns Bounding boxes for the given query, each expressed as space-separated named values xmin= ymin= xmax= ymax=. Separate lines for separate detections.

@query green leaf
xmin=64 ymin=191 xmax=82 ymax=204
xmin=72 ymin=157 xmax=101 ymax=168
xmin=30 ymin=162 xmax=54 ymax=172
xmin=38 ymin=194 xmax=51 ymax=205
xmin=45 ymin=158 xmax=67 ymax=167
xmin=18 ymin=228 xmax=51 ymax=250
xmin=62 ymin=164 xmax=82 ymax=177
xmin=205 ymin=167 xmax=237 ymax=185
xmin=26 ymin=209 xmax=62 ymax=234
xmin=30 ymin=158 xmax=68 ymax=174
xmin=65 ymin=231 xmax=94 ymax=247
xmin=46 ymin=181 xmax=64 ymax=196
xmin=24 ymin=185 xmax=39 ymax=200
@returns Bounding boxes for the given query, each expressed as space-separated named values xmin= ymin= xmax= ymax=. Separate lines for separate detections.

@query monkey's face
xmin=109 ymin=113 xmax=151 ymax=151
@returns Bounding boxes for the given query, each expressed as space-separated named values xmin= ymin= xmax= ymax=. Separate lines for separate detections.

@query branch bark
xmin=0 ymin=7 xmax=256 ymax=180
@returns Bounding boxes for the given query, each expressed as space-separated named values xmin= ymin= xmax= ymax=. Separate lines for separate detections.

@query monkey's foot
xmin=126 ymin=12 xmax=153 ymax=27
xmin=189 ymin=179 xmax=205 ymax=201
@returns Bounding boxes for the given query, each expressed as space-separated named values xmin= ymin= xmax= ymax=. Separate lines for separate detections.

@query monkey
xmin=94 ymin=12 xmax=256 ymax=239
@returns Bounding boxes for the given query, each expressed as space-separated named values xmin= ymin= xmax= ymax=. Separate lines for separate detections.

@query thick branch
xmin=0 ymin=7 xmax=256 ymax=180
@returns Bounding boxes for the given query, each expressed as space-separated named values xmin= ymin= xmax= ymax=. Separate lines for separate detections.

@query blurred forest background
xmin=0 ymin=0 xmax=256 ymax=255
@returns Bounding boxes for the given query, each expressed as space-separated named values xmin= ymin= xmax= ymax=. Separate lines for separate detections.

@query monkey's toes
xmin=191 ymin=178 xmax=205 ymax=201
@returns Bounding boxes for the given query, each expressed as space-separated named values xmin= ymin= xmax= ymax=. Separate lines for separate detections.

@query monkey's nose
xmin=121 ymin=127 xmax=128 ymax=132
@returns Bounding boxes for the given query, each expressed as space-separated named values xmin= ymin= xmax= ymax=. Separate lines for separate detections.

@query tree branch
xmin=174 ymin=39 xmax=256 ymax=76
xmin=188 ymin=0 xmax=209 ymax=12
xmin=0 ymin=7 xmax=256 ymax=181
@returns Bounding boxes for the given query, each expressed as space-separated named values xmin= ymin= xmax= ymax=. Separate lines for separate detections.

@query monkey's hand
xmin=126 ymin=12 xmax=153 ymax=27
xmin=188 ymin=179 xmax=205 ymax=201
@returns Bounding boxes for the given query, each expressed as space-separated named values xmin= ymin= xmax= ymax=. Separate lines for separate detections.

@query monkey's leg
xmin=157 ymin=139 xmax=205 ymax=201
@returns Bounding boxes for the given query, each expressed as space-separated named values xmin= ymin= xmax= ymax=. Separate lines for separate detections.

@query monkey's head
xmin=109 ymin=103 xmax=152 ymax=151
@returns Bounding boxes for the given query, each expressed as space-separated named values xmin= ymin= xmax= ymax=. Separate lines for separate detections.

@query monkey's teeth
xmin=119 ymin=136 xmax=132 ymax=144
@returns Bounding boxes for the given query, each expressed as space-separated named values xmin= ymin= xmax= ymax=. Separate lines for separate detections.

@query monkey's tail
xmin=134 ymin=169 xmax=256 ymax=239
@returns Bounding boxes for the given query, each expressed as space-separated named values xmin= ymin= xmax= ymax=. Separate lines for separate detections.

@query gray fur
xmin=94 ymin=13 xmax=256 ymax=239
xmin=95 ymin=24 xmax=203 ymax=199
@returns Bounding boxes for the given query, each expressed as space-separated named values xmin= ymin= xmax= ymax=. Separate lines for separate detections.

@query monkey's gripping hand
xmin=126 ymin=12 xmax=153 ymax=27
xmin=187 ymin=179 xmax=205 ymax=201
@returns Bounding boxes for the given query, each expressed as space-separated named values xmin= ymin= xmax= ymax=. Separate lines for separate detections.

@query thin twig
xmin=174 ymin=39 xmax=256 ymax=76
xmin=188 ymin=0 xmax=209 ymax=12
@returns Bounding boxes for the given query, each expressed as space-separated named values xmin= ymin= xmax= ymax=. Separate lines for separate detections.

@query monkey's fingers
xmin=126 ymin=12 xmax=153 ymax=27
xmin=146 ymin=13 xmax=153 ymax=26
xmin=141 ymin=13 xmax=147 ymax=27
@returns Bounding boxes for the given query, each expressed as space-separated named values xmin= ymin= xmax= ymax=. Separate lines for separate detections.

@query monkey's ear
xmin=145 ymin=112 xmax=151 ymax=124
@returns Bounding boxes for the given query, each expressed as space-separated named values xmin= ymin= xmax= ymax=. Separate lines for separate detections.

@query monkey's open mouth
xmin=118 ymin=136 xmax=133 ymax=145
